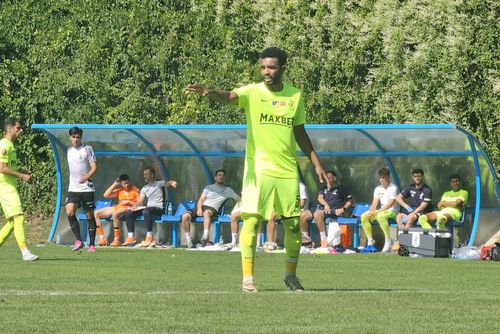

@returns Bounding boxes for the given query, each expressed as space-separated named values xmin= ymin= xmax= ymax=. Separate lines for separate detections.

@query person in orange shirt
xmin=95 ymin=174 xmax=140 ymax=247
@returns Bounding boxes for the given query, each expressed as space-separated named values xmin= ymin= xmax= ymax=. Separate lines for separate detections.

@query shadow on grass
xmin=262 ymin=288 xmax=410 ymax=292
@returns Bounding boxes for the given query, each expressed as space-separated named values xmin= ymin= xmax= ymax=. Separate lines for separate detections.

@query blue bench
xmin=156 ymin=200 xmax=195 ymax=247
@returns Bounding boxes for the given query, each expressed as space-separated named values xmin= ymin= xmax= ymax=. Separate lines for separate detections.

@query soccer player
xmin=418 ymin=174 xmax=468 ymax=230
xmin=94 ymin=174 xmax=140 ymax=247
xmin=182 ymin=169 xmax=240 ymax=248
xmin=65 ymin=126 xmax=97 ymax=252
xmin=395 ymin=168 xmax=432 ymax=229
xmin=186 ymin=47 xmax=328 ymax=292
xmin=0 ymin=117 xmax=39 ymax=261
xmin=360 ymin=167 xmax=399 ymax=252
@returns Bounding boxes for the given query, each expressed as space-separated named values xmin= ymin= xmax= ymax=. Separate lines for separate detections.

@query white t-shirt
xmin=299 ymin=182 xmax=309 ymax=210
xmin=202 ymin=184 xmax=239 ymax=210
xmin=140 ymin=180 xmax=166 ymax=208
xmin=67 ymin=144 xmax=96 ymax=192
xmin=373 ymin=183 xmax=399 ymax=213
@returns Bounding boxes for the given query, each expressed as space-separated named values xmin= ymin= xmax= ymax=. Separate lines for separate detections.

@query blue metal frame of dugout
xmin=32 ymin=123 xmax=500 ymax=247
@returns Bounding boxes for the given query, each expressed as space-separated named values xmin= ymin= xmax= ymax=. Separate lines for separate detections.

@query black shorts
xmin=187 ymin=205 xmax=217 ymax=220
xmin=65 ymin=192 xmax=96 ymax=211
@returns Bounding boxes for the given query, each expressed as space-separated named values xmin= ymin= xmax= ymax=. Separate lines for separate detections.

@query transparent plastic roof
xmin=32 ymin=124 xmax=500 ymax=246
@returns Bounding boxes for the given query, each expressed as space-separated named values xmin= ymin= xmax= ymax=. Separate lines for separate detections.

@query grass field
xmin=1 ymin=242 xmax=499 ymax=334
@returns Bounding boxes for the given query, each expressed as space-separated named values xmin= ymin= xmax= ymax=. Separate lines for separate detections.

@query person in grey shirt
xmin=124 ymin=167 xmax=177 ymax=247
xmin=182 ymin=169 xmax=240 ymax=248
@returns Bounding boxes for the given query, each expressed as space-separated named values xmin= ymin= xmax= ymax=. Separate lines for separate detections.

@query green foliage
xmin=0 ymin=0 xmax=498 ymax=216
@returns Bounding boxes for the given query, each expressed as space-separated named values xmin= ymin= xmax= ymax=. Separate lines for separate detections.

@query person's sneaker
xmin=301 ymin=235 xmax=312 ymax=247
xmin=97 ymin=238 xmax=108 ymax=247
xmin=88 ymin=245 xmax=96 ymax=253
xmin=382 ymin=239 xmax=392 ymax=253
xmin=71 ymin=240 xmax=84 ymax=251
xmin=22 ymin=252 xmax=39 ymax=261
xmin=241 ymin=280 xmax=258 ymax=293
xmin=186 ymin=238 xmax=193 ymax=249
xmin=266 ymin=242 xmax=278 ymax=251
xmin=123 ymin=237 xmax=137 ymax=247
xmin=110 ymin=239 xmax=122 ymax=247
xmin=320 ymin=239 xmax=328 ymax=248
xmin=139 ymin=236 xmax=155 ymax=247
xmin=200 ymin=237 xmax=209 ymax=247
xmin=284 ymin=276 xmax=304 ymax=291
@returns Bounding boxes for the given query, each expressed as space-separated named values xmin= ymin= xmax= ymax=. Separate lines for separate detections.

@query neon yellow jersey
xmin=441 ymin=189 xmax=468 ymax=211
xmin=0 ymin=138 xmax=18 ymax=186
xmin=233 ymin=82 xmax=305 ymax=178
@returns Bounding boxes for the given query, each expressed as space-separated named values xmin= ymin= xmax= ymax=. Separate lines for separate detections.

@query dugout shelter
xmin=32 ymin=123 xmax=500 ymax=247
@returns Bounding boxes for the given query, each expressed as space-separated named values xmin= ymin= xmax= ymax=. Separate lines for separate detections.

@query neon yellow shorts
xmin=241 ymin=173 xmax=300 ymax=220
xmin=0 ymin=182 xmax=23 ymax=219
xmin=434 ymin=207 xmax=462 ymax=221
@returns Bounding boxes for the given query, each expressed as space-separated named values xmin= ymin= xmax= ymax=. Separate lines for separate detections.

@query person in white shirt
xmin=64 ymin=127 xmax=97 ymax=252
xmin=182 ymin=169 xmax=240 ymax=248
xmin=123 ymin=167 xmax=177 ymax=247
xmin=360 ymin=167 xmax=399 ymax=252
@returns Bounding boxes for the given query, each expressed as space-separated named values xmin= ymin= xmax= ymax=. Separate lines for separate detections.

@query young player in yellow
xmin=0 ymin=117 xmax=39 ymax=261
xmin=186 ymin=47 xmax=328 ymax=292
xmin=418 ymin=174 xmax=468 ymax=229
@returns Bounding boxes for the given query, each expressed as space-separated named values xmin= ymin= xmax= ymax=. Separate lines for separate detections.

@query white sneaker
xmin=22 ymin=252 xmax=39 ymax=261
xmin=382 ymin=239 xmax=392 ymax=253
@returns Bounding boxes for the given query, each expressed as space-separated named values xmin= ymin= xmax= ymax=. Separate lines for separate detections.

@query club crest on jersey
xmin=272 ymin=100 xmax=286 ymax=107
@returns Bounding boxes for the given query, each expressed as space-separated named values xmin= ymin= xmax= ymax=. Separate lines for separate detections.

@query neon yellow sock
xmin=419 ymin=215 xmax=432 ymax=229
xmin=436 ymin=216 xmax=447 ymax=229
xmin=283 ymin=217 xmax=301 ymax=258
xmin=361 ymin=214 xmax=373 ymax=239
xmin=376 ymin=213 xmax=391 ymax=239
xmin=285 ymin=257 xmax=298 ymax=277
xmin=239 ymin=214 xmax=262 ymax=279
xmin=13 ymin=214 xmax=27 ymax=249
xmin=0 ymin=219 xmax=14 ymax=246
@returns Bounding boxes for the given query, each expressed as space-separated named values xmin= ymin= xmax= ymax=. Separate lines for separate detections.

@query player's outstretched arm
xmin=185 ymin=84 xmax=239 ymax=105
xmin=294 ymin=125 xmax=330 ymax=189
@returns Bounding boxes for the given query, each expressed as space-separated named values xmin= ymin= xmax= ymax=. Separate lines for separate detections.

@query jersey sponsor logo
xmin=259 ymin=113 xmax=294 ymax=127
xmin=272 ymin=100 xmax=286 ymax=107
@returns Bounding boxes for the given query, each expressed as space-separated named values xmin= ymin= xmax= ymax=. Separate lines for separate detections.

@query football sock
xmin=68 ymin=215 xmax=82 ymax=240
xmin=320 ymin=231 xmax=327 ymax=241
xmin=377 ymin=216 xmax=390 ymax=239
xmin=184 ymin=232 xmax=191 ymax=241
xmin=436 ymin=215 xmax=447 ymax=229
xmin=240 ymin=214 xmax=262 ymax=278
xmin=282 ymin=217 xmax=301 ymax=259
xmin=20 ymin=247 xmax=30 ymax=256
xmin=127 ymin=232 xmax=134 ymax=238
xmin=418 ymin=215 xmax=432 ymax=229
xmin=257 ymin=233 xmax=263 ymax=246
xmin=202 ymin=229 xmax=209 ymax=239
xmin=285 ymin=258 xmax=298 ymax=278
xmin=13 ymin=215 xmax=27 ymax=249
xmin=88 ymin=217 xmax=97 ymax=246
xmin=96 ymin=227 xmax=104 ymax=237
xmin=0 ymin=218 xmax=14 ymax=246
xmin=231 ymin=233 xmax=237 ymax=244
xmin=360 ymin=214 xmax=373 ymax=239
xmin=146 ymin=231 xmax=153 ymax=238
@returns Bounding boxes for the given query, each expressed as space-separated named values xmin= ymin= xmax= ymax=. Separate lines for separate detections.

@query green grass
xmin=0 ymin=243 xmax=499 ymax=334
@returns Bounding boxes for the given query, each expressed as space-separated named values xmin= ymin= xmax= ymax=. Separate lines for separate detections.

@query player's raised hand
xmin=185 ymin=84 xmax=208 ymax=96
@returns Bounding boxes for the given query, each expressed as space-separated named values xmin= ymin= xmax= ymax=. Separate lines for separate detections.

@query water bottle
xmin=219 ymin=235 xmax=224 ymax=245
xmin=167 ymin=202 xmax=173 ymax=216
xmin=55 ymin=233 xmax=61 ymax=245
